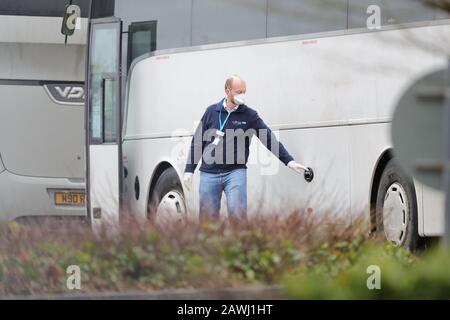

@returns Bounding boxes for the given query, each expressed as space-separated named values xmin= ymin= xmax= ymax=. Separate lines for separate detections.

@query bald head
xmin=225 ymin=75 xmax=247 ymax=107
xmin=225 ymin=75 xmax=246 ymax=91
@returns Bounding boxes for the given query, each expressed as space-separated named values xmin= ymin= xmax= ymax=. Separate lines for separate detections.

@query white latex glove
xmin=183 ymin=173 xmax=193 ymax=189
xmin=287 ymin=161 xmax=308 ymax=174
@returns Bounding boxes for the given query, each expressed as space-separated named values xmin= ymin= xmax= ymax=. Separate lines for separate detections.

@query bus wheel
xmin=375 ymin=158 xmax=421 ymax=251
xmin=147 ymin=167 xmax=187 ymax=225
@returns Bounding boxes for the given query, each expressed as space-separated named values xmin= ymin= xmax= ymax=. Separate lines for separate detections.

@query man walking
xmin=184 ymin=75 xmax=307 ymax=222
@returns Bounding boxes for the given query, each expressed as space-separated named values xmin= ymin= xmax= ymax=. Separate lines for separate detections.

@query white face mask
xmin=233 ymin=93 xmax=246 ymax=105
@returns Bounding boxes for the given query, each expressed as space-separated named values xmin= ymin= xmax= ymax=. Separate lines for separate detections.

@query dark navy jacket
xmin=185 ymin=98 xmax=294 ymax=173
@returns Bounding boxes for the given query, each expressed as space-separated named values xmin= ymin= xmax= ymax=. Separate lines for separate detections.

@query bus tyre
xmin=147 ymin=167 xmax=187 ymax=224
xmin=375 ymin=158 xmax=421 ymax=251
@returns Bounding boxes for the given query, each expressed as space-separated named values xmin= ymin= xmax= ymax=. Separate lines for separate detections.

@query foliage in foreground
xmin=0 ymin=213 xmax=449 ymax=299
xmin=0 ymin=213 xmax=365 ymax=296
xmin=284 ymin=242 xmax=450 ymax=299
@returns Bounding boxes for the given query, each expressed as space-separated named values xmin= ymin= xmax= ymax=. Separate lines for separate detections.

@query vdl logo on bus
xmin=44 ymin=84 xmax=85 ymax=106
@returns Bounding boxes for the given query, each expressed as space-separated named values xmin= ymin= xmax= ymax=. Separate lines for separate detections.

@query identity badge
xmin=212 ymin=130 xmax=225 ymax=146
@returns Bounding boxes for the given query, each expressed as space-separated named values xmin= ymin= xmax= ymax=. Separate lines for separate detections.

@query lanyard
xmin=219 ymin=110 xmax=232 ymax=132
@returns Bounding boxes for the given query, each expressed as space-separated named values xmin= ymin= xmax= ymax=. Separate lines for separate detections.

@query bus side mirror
xmin=61 ymin=4 xmax=81 ymax=36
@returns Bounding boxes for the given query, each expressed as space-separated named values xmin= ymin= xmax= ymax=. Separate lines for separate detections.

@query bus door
xmin=86 ymin=17 xmax=123 ymax=233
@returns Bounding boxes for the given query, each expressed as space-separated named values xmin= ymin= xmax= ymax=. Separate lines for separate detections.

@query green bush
xmin=284 ymin=243 xmax=450 ymax=299
xmin=3 ymin=214 xmax=449 ymax=298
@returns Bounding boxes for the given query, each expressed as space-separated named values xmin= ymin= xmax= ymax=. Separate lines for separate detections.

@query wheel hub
xmin=155 ymin=190 xmax=187 ymax=224
xmin=383 ymin=182 xmax=409 ymax=245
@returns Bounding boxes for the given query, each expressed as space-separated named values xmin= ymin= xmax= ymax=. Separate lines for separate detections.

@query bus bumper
xmin=0 ymin=170 xmax=87 ymax=222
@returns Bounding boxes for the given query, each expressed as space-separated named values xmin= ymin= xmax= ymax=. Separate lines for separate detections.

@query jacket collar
xmin=215 ymin=98 xmax=246 ymax=113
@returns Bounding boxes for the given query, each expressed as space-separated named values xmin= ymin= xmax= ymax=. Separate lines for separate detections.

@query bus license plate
xmin=55 ymin=192 xmax=85 ymax=206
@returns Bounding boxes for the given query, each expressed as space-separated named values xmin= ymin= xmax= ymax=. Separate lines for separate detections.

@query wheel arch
xmin=145 ymin=161 xmax=185 ymax=211
xmin=369 ymin=148 xmax=394 ymax=233
xmin=146 ymin=161 xmax=174 ymax=207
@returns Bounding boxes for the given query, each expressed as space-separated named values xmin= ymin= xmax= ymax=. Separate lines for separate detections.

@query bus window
xmin=434 ymin=5 xmax=450 ymax=20
xmin=103 ymin=78 xmax=118 ymax=142
xmin=0 ymin=0 xmax=90 ymax=17
xmin=115 ymin=0 xmax=190 ymax=50
xmin=267 ymin=0 xmax=348 ymax=37
xmin=348 ymin=0 xmax=435 ymax=29
xmin=191 ymin=0 xmax=266 ymax=45
xmin=127 ymin=21 xmax=157 ymax=71
xmin=89 ymin=24 xmax=119 ymax=143
xmin=90 ymin=0 xmax=115 ymax=18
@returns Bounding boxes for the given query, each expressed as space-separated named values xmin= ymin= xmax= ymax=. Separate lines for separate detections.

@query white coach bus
xmin=0 ymin=0 xmax=111 ymax=223
xmin=86 ymin=0 xmax=449 ymax=250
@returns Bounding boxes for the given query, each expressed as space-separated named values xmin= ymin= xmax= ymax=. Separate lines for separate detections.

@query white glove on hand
xmin=287 ymin=161 xmax=308 ymax=174
xmin=183 ymin=173 xmax=193 ymax=189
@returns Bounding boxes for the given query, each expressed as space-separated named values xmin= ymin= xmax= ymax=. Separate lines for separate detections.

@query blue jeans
xmin=199 ymin=169 xmax=247 ymax=222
